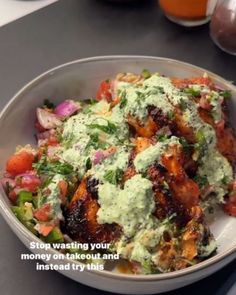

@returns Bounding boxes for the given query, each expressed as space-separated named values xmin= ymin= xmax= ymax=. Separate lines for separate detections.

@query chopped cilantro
xmin=184 ymin=88 xmax=201 ymax=97
xmin=167 ymin=111 xmax=175 ymax=120
xmin=220 ymin=90 xmax=231 ymax=99
xmin=119 ymin=95 xmax=127 ymax=109
xmin=104 ymin=168 xmax=123 ymax=185
xmin=85 ymin=157 xmax=92 ymax=170
xmin=221 ymin=175 xmax=229 ymax=185
xmin=195 ymin=130 xmax=208 ymax=157
xmin=179 ymin=98 xmax=188 ymax=111
xmin=135 ymin=90 xmax=146 ymax=102
xmin=88 ymin=120 xmax=117 ymax=135
xmin=157 ymin=134 xmax=168 ymax=142
xmin=86 ymin=133 xmax=107 ymax=150
xmin=33 ymin=157 xmax=74 ymax=176
xmin=141 ymin=69 xmax=151 ymax=79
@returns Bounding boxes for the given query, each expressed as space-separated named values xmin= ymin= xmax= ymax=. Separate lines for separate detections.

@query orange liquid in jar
xmin=159 ymin=0 xmax=208 ymax=20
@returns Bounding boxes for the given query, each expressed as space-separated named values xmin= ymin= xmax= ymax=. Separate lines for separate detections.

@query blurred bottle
xmin=210 ymin=0 xmax=236 ymax=55
xmin=159 ymin=0 xmax=218 ymax=27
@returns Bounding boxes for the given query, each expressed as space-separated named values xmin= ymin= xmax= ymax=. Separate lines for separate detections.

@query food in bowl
xmin=1 ymin=70 xmax=236 ymax=275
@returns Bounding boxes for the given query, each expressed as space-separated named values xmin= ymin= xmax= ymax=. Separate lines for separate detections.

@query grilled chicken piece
xmin=147 ymin=163 xmax=190 ymax=225
xmin=171 ymin=110 xmax=196 ymax=144
xmin=127 ymin=115 xmax=158 ymax=138
xmin=148 ymin=106 xmax=170 ymax=129
xmin=64 ymin=178 xmax=120 ymax=243
xmin=161 ymin=145 xmax=200 ymax=209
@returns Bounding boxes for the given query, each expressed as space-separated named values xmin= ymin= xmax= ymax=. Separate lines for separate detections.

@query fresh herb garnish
xmin=167 ymin=111 xmax=175 ymax=120
xmin=82 ymin=106 xmax=92 ymax=114
xmin=179 ymin=98 xmax=188 ymax=111
xmin=220 ymin=90 xmax=231 ymax=99
xmin=195 ymin=130 xmax=208 ymax=157
xmin=221 ymin=175 xmax=229 ymax=185
xmin=88 ymin=120 xmax=117 ymax=135
xmin=135 ymin=91 xmax=146 ymax=102
xmin=119 ymin=96 xmax=127 ymax=109
xmin=184 ymin=88 xmax=201 ymax=97
xmin=142 ymin=69 xmax=151 ymax=79
xmin=104 ymin=168 xmax=124 ymax=185
xmin=62 ymin=132 xmax=75 ymax=148
xmin=86 ymin=133 xmax=107 ymax=150
xmin=157 ymin=134 xmax=168 ymax=142
xmin=33 ymin=157 xmax=74 ymax=176
xmin=85 ymin=157 xmax=92 ymax=170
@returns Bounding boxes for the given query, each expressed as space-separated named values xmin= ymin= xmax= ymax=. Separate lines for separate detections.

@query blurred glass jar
xmin=210 ymin=0 xmax=236 ymax=55
xmin=159 ymin=0 xmax=218 ymax=27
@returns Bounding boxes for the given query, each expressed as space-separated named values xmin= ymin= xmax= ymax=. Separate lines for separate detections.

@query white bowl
xmin=0 ymin=56 xmax=235 ymax=294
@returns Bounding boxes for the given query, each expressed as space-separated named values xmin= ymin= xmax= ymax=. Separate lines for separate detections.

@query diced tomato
xmin=47 ymin=135 xmax=59 ymax=146
xmin=189 ymin=77 xmax=213 ymax=87
xmin=18 ymin=174 xmax=41 ymax=193
xmin=37 ymin=223 xmax=55 ymax=237
xmin=96 ymin=80 xmax=112 ymax=102
xmin=224 ymin=193 xmax=236 ymax=216
xmin=34 ymin=203 xmax=52 ymax=222
xmin=172 ymin=76 xmax=213 ymax=89
xmin=6 ymin=151 xmax=34 ymax=176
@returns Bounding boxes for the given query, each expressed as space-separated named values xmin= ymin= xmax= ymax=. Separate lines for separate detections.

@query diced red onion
xmin=36 ymin=108 xmax=62 ymax=130
xmin=54 ymin=100 xmax=80 ymax=118
xmin=93 ymin=150 xmax=105 ymax=165
xmin=92 ymin=146 xmax=117 ymax=165
xmin=214 ymin=85 xmax=224 ymax=91
xmin=199 ymin=97 xmax=211 ymax=110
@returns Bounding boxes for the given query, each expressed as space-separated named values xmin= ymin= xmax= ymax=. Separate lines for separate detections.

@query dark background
xmin=0 ymin=0 xmax=235 ymax=294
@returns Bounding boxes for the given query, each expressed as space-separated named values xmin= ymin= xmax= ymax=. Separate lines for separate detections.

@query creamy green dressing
xmin=117 ymin=75 xmax=174 ymax=121
xmin=97 ymin=174 xmax=155 ymax=237
xmin=198 ymin=150 xmax=233 ymax=203
xmin=42 ymin=175 xmax=65 ymax=219
xmin=90 ymin=146 xmax=130 ymax=183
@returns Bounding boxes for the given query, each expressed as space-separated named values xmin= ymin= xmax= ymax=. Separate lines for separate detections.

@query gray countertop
xmin=0 ymin=0 xmax=235 ymax=294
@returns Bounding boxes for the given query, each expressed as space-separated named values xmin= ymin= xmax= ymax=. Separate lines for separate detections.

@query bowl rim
xmin=0 ymin=55 xmax=236 ymax=282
